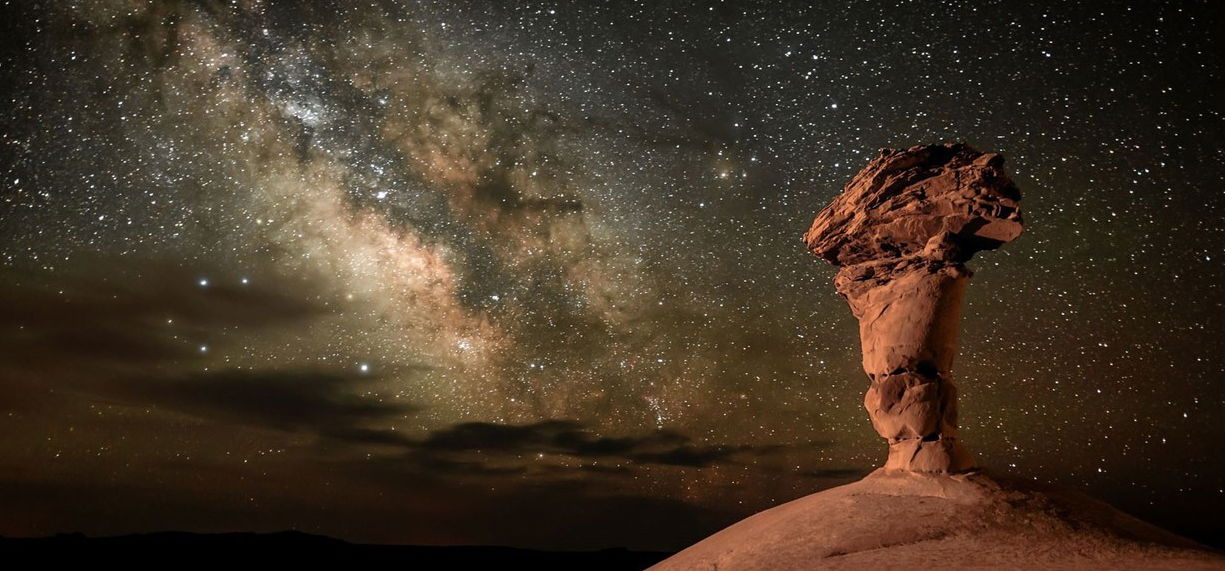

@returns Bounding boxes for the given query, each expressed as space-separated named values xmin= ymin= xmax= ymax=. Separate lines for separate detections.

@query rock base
xmin=884 ymin=436 xmax=975 ymax=473
xmin=651 ymin=470 xmax=1224 ymax=570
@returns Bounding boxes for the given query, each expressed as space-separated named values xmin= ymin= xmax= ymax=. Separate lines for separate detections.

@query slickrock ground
xmin=650 ymin=470 xmax=1225 ymax=570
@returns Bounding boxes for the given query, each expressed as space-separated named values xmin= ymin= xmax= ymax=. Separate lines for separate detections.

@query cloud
xmin=415 ymin=420 xmax=757 ymax=468
xmin=0 ymin=263 xmax=331 ymax=371
xmin=0 ymin=262 xmax=774 ymax=474
xmin=105 ymin=368 xmax=419 ymax=436
xmin=623 ymin=445 xmax=745 ymax=468
xmin=0 ymin=262 xmax=345 ymax=414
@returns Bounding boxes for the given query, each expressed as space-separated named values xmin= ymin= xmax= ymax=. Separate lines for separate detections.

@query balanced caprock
xmin=651 ymin=144 xmax=1225 ymax=570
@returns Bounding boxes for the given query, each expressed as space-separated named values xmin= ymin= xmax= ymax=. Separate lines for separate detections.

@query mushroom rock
xmin=804 ymin=142 xmax=1023 ymax=473
xmin=648 ymin=144 xmax=1225 ymax=568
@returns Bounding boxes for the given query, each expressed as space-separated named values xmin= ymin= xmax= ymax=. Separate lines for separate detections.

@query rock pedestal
xmin=648 ymin=469 xmax=1223 ymax=570
xmin=804 ymin=143 xmax=1023 ymax=473
xmin=652 ymin=144 xmax=1219 ymax=571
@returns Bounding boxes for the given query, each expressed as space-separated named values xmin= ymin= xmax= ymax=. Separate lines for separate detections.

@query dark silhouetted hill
xmin=0 ymin=530 xmax=671 ymax=569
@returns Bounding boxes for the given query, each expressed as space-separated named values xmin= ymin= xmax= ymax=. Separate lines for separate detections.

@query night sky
xmin=2 ymin=0 xmax=1222 ymax=551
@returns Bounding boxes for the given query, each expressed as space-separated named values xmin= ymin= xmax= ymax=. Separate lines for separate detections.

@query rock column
xmin=804 ymin=143 xmax=1023 ymax=473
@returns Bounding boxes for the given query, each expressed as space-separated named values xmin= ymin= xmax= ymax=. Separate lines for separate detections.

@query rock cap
xmin=804 ymin=142 xmax=1023 ymax=266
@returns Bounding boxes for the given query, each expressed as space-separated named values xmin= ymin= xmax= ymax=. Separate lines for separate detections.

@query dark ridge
xmin=0 ymin=530 xmax=672 ymax=570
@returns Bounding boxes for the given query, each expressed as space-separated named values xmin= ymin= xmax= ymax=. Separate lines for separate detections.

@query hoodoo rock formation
xmin=803 ymin=142 xmax=1023 ymax=473
xmin=648 ymin=143 xmax=1225 ymax=570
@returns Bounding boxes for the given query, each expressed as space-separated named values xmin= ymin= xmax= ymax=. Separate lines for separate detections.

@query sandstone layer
xmin=804 ymin=142 xmax=1023 ymax=473
xmin=649 ymin=471 xmax=1225 ymax=570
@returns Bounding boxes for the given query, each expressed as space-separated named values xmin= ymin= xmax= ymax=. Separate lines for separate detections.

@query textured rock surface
xmin=651 ymin=143 xmax=1225 ymax=570
xmin=650 ymin=471 xmax=1225 ymax=570
xmin=804 ymin=142 xmax=1024 ymax=473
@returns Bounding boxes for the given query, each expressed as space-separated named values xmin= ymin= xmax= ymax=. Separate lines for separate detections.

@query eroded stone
xmin=805 ymin=142 xmax=1023 ymax=473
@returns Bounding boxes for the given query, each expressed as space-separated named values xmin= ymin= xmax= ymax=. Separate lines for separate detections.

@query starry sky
xmin=1 ymin=0 xmax=1222 ymax=551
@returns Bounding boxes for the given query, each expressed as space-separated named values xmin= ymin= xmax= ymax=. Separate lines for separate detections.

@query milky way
xmin=1 ymin=0 xmax=1222 ymax=550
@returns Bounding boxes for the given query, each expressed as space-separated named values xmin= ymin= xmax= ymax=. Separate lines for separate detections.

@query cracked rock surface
xmin=804 ymin=142 xmax=1023 ymax=473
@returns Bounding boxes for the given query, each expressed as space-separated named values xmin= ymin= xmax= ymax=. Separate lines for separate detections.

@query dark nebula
xmin=0 ymin=0 xmax=1221 ymax=551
